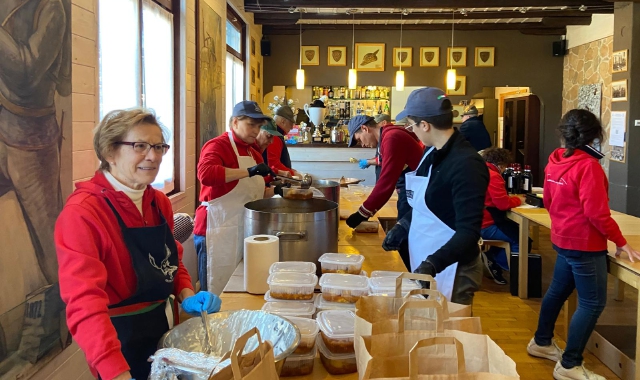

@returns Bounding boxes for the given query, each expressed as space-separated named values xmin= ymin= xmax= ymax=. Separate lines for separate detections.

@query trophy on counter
xmin=303 ymin=98 xmax=327 ymax=143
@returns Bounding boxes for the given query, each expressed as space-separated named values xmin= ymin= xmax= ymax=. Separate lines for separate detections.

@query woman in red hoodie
xmin=526 ymin=109 xmax=639 ymax=380
xmin=55 ymin=109 xmax=220 ymax=380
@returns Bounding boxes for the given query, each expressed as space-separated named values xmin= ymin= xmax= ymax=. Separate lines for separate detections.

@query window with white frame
xmin=98 ymin=0 xmax=176 ymax=193
xmin=226 ymin=6 xmax=245 ymax=125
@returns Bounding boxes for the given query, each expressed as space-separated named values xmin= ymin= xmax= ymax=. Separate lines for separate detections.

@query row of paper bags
xmin=354 ymin=273 xmax=520 ymax=380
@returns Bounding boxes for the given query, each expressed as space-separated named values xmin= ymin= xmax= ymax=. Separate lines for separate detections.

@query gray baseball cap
xmin=347 ymin=115 xmax=375 ymax=147
xmin=463 ymin=105 xmax=479 ymax=116
xmin=275 ymin=105 xmax=296 ymax=124
xmin=374 ymin=114 xmax=391 ymax=124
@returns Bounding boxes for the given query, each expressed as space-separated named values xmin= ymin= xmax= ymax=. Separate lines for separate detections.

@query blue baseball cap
xmin=395 ymin=87 xmax=453 ymax=121
xmin=232 ymin=100 xmax=272 ymax=120
xmin=347 ymin=115 xmax=375 ymax=147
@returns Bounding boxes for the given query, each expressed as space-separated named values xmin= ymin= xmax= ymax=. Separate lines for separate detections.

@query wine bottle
xmin=503 ymin=164 xmax=514 ymax=194
xmin=522 ymin=165 xmax=533 ymax=194
xmin=328 ymin=86 xmax=334 ymax=99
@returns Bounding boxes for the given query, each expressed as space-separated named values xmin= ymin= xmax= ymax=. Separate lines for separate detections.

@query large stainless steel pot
xmin=244 ymin=198 xmax=338 ymax=273
xmin=313 ymin=179 xmax=340 ymax=203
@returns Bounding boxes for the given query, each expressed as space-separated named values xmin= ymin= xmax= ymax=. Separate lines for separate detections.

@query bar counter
xmin=219 ymin=195 xmax=403 ymax=379
xmin=286 ymin=144 xmax=378 ymax=185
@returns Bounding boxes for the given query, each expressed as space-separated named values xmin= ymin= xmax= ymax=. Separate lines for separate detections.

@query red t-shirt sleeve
xmin=55 ymin=205 xmax=130 ymax=380
xmin=266 ymin=137 xmax=294 ymax=175
xmin=579 ymin=163 xmax=626 ymax=247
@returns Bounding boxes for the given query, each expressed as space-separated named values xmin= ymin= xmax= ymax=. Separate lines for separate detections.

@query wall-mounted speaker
xmin=553 ymin=40 xmax=567 ymax=57
xmin=261 ymin=37 xmax=271 ymax=56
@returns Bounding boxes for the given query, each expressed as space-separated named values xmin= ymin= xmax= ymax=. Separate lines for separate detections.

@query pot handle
xmin=274 ymin=231 xmax=307 ymax=241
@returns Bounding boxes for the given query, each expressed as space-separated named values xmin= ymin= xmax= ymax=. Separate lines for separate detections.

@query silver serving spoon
xmin=201 ymin=310 xmax=213 ymax=354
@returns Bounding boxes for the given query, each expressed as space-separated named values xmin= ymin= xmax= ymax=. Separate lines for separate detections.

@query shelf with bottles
xmin=325 ymin=99 xmax=390 ymax=120
xmin=312 ymin=85 xmax=391 ymax=101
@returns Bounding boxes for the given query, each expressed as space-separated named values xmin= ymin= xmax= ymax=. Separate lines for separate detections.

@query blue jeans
xmin=194 ymin=234 xmax=207 ymax=291
xmin=534 ymin=246 xmax=607 ymax=369
xmin=480 ymin=224 xmax=519 ymax=270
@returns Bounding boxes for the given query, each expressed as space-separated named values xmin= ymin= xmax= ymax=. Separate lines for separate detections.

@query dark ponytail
xmin=558 ymin=109 xmax=604 ymax=158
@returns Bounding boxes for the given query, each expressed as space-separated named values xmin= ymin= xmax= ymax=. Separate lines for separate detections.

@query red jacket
xmin=195 ymin=131 xmax=266 ymax=236
xmin=360 ymin=126 xmax=423 ymax=217
xmin=55 ymin=171 xmax=194 ymax=380
xmin=265 ymin=126 xmax=295 ymax=175
xmin=482 ymin=163 xmax=522 ymax=229
xmin=544 ymin=148 xmax=626 ymax=251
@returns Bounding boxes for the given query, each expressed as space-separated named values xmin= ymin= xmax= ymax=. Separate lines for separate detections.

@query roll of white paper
xmin=244 ymin=235 xmax=279 ymax=295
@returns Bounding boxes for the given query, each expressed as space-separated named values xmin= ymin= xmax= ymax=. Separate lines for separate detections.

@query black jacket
xmin=400 ymin=130 xmax=489 ymax=272
xmin=459 ymin=116 xmax=491 ymax=151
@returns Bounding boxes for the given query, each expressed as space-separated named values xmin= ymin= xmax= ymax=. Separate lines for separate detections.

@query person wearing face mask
xmin=382 ymin=87 xmax=489 ymax=305
xmin=346 ymin=114 xmax=423 ymax=270
xmin=194 ymin=101 xmax=276 ymax=295
xmin=55 ymin=109 xmax=220 ymax=380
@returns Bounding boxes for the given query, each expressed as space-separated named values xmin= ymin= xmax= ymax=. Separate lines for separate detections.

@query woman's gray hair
xmin=93 ymin=108 xmax=169 ymax=171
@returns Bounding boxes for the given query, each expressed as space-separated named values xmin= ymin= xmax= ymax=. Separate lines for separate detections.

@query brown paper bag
xmin=356 ymin=320 xmax=519 ymax=380
xmin=209 ymin=327 xmax=279 ymax=380
xmin=362 ymin=337 xmax=518 ymax=380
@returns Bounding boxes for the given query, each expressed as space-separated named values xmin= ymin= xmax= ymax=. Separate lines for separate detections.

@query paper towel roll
xmin=244 ymin=235 xmax=279 ymax=295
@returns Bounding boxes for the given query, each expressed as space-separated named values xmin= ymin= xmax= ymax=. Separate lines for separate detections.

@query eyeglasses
xmin=115 ymin=141 xmax=170 ymax=155
xmin=404 ymin=122 xmax=419 ymax=132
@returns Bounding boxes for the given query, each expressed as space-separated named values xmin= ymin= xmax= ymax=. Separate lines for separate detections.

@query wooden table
xmin=220 ymin=195 xmax=405 ymax=379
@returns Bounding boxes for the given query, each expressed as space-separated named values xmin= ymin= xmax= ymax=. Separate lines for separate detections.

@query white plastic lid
xmin=369 ymin=276 xmax=422 ymax=294
xmin=316 ymin=310 xmax=355 ymax=339
xmin=319 ymin=273 xmax=369 ymax=291
xmin=284 ymin=316 xmax=319 ymax=337
xmin=314 ymin=294 xmax=356 ymax=310
xmin=261 ymin=301 xmax=315 ymax=316
xmin=370 ymin=270 xmax=404 ymax=278
xmin=264 ymin=291 xmax=319 ymax=303
xmin=269 ymin=261 xmax=317 ymax=275
xmin=267 ymin=272 xmax=318 ymax=287
xmin=318 ymin=253 xmax=365 ymax=266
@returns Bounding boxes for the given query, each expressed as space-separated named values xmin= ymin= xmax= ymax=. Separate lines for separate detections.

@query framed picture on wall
xmin=446 ymin=76 xmax=466 ymax=96
xmin=447 ymin=47 xmax=467 ymax=67
xmin=393 ymin=47 xmax=413 ymax=67
xmin=328 ymin=46 xmax=347 ymax=66
xmin=611 ymin=79 xmax=628 ymax=102
xmin=420 ymin=47 xmax=439 ymax=67
xmin=301 ymin=45 xmax=320 ymax=65
xmin=257 ymin=62 xmax=261 ymax=79
xmin=251 ymin=37 xmax=256 ymax=56
xmin=251 ymin=67 xmax=256 ymax=85
xmin=475 ymin=47 xmax=495 ymax=67
xmin=356 ymin=43 xmax=385 ymax=71
xmin=612 ymin=49 xmax=628 ymax=73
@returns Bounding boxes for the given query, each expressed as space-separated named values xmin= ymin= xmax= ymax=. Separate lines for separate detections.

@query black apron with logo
xmin=103 ymin=198 xmax=178 ymax=379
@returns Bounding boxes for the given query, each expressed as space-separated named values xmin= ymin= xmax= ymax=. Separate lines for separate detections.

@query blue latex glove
xmin=359 ymin=159 xmax=370 ymax=169
xmin=181 ymin=291 xmax=222 ymax=316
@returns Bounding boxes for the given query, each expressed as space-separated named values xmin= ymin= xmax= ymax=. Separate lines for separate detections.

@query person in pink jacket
xmin=526 ymin=109 xmax=639 ymax=380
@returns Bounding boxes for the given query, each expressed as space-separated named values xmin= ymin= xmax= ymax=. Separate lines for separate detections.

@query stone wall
xmin=562 ymin=36 xmax=613 ymax=171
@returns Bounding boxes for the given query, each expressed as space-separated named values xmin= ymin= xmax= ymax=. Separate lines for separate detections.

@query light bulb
xmin=395 ymin=70 xmax=405 ymax=91
xmin=296 ymin=69 xmax=305 ymax=90
xmin=348 ymin=69 xmax=357 ymax=89
xmin=446 ymin=69 xmax=457 ymax=90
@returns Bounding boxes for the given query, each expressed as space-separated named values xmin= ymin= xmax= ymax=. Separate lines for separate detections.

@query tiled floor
xmin=476 ymin=228 xmax=637 ymax=380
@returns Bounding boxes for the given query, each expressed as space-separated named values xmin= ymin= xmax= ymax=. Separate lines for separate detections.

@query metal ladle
xmin=200 ymin=310 xmax=213 ymax=355
xmin=273 ymin=173 xmax=313 ymax=189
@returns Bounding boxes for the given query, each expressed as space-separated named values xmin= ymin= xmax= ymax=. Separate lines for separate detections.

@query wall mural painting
xmin=198 ymin=1 xmax=223 ymax=148
xmin=0 ymin=0 xmax=73 ymax=378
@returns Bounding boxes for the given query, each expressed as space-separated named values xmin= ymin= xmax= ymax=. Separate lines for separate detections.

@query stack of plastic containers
xmin=369 ymin=270 xmax=422 ymax=297
xmin=316 ymin=253 xmax=368 ymax=313
xmin=315 ymin=310 xmax=358 ymax=375
xmin=261 ymin=262 xmax=318 ymax=318
xmin=279 ymin=316 xmax=319 ymax=376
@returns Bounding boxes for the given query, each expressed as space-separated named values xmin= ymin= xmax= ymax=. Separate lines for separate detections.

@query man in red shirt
xmin=346 ymin=114 xmax=423 ymax=269
xmin=264 ymin=105 xmax=299 ymax=176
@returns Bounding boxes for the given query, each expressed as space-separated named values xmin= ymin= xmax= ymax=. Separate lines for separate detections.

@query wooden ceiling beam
xmin=262 ymin=23 xmax=568 ymax=34
xmin=245 ymin=0 xmax=611 ymax=10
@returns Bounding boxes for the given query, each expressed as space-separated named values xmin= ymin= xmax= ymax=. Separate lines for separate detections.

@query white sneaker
xmin=553 ymin=361 xmax=606 ymax=380
xmin=527 ymin=337 xmax=563 ymax=361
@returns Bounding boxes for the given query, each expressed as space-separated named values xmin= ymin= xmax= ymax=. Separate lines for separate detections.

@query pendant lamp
xmin=296 ymin=10 xmax=305 ymax=90
xmin=446 ymin=10 xmax=457 ymax=90
xmin=395 ymin=10 xmax=406 ymax=91
xmin=348 ymin=11 xmax=357 ymax=89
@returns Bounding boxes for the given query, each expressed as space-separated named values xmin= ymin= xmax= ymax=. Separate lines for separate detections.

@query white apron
xmin=406 ymin=147 xmax=459 ymax=301
xmin=203 ymin=132 xmax=265 ymax=295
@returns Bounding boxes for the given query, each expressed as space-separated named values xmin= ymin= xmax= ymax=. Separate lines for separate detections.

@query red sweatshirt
xmin=482 ymin=163 xmax=522 ymax=229
xmin=55 ymin=171 xmax=194 ymax=380
xmin=266 ymin=126 xmax=295 ymax=175
xmin=195 ymin=131 xmax=266 ymax=236
xmin=544 ymin=148 xmax=626 ymax=251
xmin=360 ymin=126 xmax=423 ymax=217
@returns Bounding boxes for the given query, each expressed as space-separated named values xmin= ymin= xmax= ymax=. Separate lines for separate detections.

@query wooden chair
xmin=480 ymin=239 xmax=512 ymax=270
